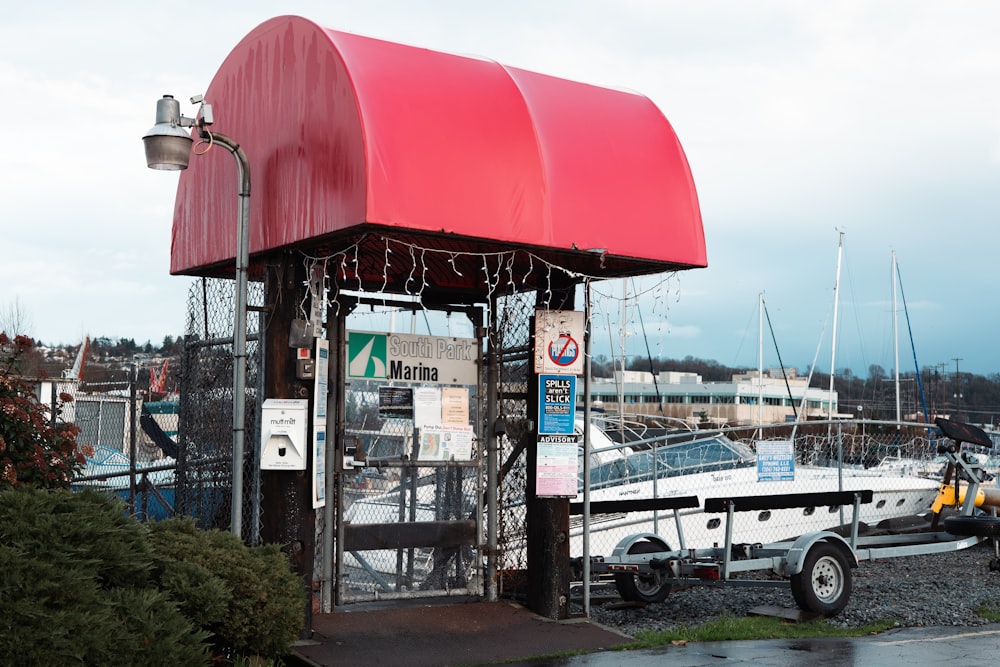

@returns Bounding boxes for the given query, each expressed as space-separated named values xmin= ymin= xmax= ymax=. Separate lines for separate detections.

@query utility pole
xmin=952 ymin=358 xmax=963 ymax=420
xmin=936 ymin=362 xmax=947 ymax=418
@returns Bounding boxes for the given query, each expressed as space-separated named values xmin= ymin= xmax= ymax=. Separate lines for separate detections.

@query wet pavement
xmin=292 ymin=597 xmax=632 ymax=666
xmin=507 ymin=625 xmax=1000 ymax=666
xmin=291 ymin=597 xmax=1000 ymax=667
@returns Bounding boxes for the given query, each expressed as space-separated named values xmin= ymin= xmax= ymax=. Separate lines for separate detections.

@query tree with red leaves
xmin=0 ymin=333 xmax=84 ymax=489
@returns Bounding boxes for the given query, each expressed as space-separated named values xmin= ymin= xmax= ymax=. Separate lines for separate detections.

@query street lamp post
xmin=143 ymin=94 xmax=250 ymax=538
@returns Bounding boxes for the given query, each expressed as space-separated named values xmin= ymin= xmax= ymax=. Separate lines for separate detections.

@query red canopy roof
xmin=170 ymin=16 xmax=706 ymax=292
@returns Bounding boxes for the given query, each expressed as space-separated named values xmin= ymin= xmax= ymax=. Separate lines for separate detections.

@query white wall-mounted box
xmin=260 ymin=398 xmax=308 ymax=470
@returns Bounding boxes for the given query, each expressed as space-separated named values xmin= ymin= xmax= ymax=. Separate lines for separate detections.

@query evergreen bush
xmin=0 ymin=488 xmax=210 ymax=665
xmin=149 ymin=518 xmax=305 ymax=658
xmin=0 ymin=329 xmax=306 ymax=662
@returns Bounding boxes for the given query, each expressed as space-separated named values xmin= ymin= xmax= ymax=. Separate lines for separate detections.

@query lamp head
xmin=143 ymin=95 xmax=193 ymax=170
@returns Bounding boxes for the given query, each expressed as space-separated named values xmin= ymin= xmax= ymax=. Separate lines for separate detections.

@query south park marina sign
xmin=347 ymin=331 xmax=479 ymax=385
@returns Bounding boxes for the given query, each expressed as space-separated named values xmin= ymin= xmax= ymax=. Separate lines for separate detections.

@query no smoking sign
xmin=534 ymin=309 xmax=584 ymax=375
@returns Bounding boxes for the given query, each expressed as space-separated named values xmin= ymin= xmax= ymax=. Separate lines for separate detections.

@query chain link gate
xmin=332 ymin=301 xmax=487 ymax=603
xmin=177 ymin=277 xmax=265 ymax=541
xmin=493 ymin=292 xmax=535 ymax=595
xmin=325 ymin=291 xmax=546 ymax=603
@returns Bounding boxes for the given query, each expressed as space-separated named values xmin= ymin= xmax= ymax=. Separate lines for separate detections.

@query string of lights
xmin=298 ymin=233 xmax=681 ymax=360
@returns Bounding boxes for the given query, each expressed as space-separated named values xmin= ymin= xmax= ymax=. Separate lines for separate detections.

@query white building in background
xmin=583 ymin=369 xmax=839 ymax=426
xmin=28 ymin=377 xmax=80 ymax=423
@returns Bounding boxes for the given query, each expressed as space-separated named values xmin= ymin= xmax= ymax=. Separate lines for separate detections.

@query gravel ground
xmin=579 ymin=539 xmax=1000 ymax=635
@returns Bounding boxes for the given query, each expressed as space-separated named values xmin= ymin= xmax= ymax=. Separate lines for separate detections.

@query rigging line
xmin=841 ymin=242 xmax=871 ymax=376
xmin=791 ymin=307 xmax=832 ymax=441
xmin=895 ymin=260 xmax=931 ymax=426
xmin=604 ymin=310 xmax=622 ymax=409
xmin=731 ymin=298 xmax=759 ymax=369
xmin=762 ymin=298 xmax=797 ymax=422
xmin=631 ymin=277 xmax=664 ymax=414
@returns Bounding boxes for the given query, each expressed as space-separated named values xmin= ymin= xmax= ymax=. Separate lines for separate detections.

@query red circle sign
xmin=547 ymin=334 xmax=579 ymax=366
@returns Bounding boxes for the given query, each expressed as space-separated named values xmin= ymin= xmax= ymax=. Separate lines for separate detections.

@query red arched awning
xmin=170 ymin=15 xmax=706 ymax=291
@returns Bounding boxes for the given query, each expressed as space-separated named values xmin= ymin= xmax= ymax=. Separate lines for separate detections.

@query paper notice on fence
xmin=417 ymin=424 xmax=475 ymax=461
xmin=441 ymin=387 xmax=469 ymax=425
xmin=412 ymin=386 xmax=441 ymax=428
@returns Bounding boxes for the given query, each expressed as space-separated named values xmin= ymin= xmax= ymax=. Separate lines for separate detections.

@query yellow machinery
xmin=929 ymin=418 xmax=1000 ymax=565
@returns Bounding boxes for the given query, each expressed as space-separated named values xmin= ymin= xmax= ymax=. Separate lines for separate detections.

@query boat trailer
xmin=583 ymin=418 xmax=1000 ymax=617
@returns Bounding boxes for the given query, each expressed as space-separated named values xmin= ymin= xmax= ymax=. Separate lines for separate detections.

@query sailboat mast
xmin=758 ymin=291 xmax=764 ymax=428
xmin=618 ymin=280 xmax=626 ymax=426
xmin=827 ymin=232 xmax=844 ymax=419
xmin=892 ymin=250 xmax=901 ymax=425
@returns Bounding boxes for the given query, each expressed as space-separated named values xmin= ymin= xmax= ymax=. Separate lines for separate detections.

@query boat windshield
xmin=581 ymin=434 xmax=754 ymax=491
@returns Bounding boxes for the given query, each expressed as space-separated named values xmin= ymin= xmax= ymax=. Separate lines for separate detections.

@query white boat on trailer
xmin=572 ymin=420 xmax=942 ymax=560
xmin=588 ymin=417 xmax=1000 ymax=616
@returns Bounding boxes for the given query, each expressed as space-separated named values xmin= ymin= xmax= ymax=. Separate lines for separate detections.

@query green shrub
xmin=0 ymin=488 xmax=210 ymax=665
xmin=0 ymin=486 xmax=304 ymax=663
xmin=149 ymin=518 xmax=305 ymax=658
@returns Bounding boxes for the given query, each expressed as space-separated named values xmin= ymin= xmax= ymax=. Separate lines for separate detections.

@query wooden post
xmin=260 ymin=256 xmax=315 ymax=636
xmin=526 ymin=271 xmax=576 ymax=619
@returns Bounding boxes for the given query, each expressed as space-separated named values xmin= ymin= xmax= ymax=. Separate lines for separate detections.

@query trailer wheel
xmin=614 ymin=540 xmax=672 ymax=604
xmin=790 ymin=542 xmax=852 ymax=617
xmin=943 ymin=515 xmax=1000 ymax=538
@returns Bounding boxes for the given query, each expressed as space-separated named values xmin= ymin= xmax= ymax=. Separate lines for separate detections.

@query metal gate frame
xmin=329 ymin=295 xmax=487 ymax=604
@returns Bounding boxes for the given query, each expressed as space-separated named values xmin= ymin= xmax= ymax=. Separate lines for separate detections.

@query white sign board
xmin=261 ymin=399 xmax=308 ymax=470
xmin=536 ymin=434 xmax=580 ymax=498
xmin=312 ymin=338 xmax=329 ymax=508
xmin=413 ymin=386 xmax=441 ymax=428
xmin=347 ymin=330 xmax=479 ymax=385
xmin=534 ymin=310 xmax=585 ymax=375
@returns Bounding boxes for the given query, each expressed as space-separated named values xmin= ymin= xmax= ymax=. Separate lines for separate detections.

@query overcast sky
xmin=2 ymin=1 xmax=998 ymax=377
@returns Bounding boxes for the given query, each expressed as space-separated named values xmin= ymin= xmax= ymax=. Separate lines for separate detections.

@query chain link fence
xmin=71 ymin=368 xmax=180 ymax=521
xmin=70 ymin=278 xmax=263 ymax=534
xmin=176 ymin=277 xmax=265 ymax=539
xmin=332 ymin=293 xmax=564 ymax=602
xmin=70 ymin=274 xmax=966 ymax=601
xmin=493 ymin=292 xmax=535 ymax=589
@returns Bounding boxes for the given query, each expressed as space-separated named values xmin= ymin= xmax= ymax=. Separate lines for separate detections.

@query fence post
xmin=129 ymin=363 xmax=138 ymax=517
xmin=526 ymin=270 xmax=576 ymax=620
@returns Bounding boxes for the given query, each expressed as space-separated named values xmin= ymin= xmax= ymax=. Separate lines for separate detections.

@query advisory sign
xmin=538 ymin=374 xmax=576 ymax=436
xmin=536 ymin=434 xmax=579 ymax=498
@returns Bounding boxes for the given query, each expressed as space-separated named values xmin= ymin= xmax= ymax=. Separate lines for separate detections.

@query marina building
xmin=584 ymin=369 xmax=839 ymax=426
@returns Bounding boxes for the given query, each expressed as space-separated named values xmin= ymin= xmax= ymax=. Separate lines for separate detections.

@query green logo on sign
xmin=348 ymin=332 xmax=387 ymax=379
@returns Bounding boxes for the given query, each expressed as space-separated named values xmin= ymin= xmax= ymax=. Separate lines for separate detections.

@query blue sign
xmin=756 ymin=440 xmax=795 ymax=482
xmin=538 ymin=374 xmax=576 ymax=435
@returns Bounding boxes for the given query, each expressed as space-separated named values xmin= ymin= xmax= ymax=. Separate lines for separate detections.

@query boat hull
xmin=572 ymin=466 xmax=941 ymax=556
